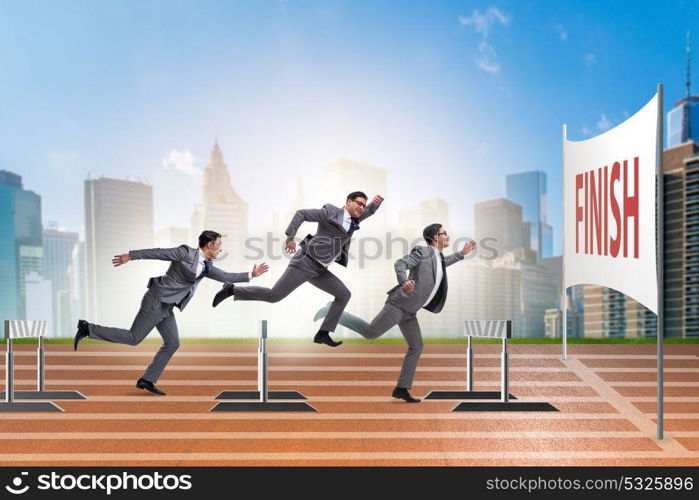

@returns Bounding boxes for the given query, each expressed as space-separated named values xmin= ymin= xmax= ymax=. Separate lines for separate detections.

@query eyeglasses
xmin=436 ymin=231 xmax=448 ymax=237
xmin=352 ymin=200 xmax=367 ymax=208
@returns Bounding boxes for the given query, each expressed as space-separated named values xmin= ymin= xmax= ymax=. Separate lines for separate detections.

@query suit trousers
xmin=233 ymin=254 xmax=351 ymax=332
xmin=333 ymin=302 xmax=423 ymax=389
xmin=87 ymin=292 xmax=179 ymax=383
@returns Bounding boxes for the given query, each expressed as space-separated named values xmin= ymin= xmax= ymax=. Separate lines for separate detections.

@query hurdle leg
xmin=0 ymin=328 xmax=62 ymax=412
xmin=501 ymin=338 xmax=509 ymax=403
xmin=6 ymin=338 xmax=13 ymax=403
xmin=211 ymin=320 xmax=316 ymax=411
xmin=466 ymin=336 xmax=473 ymax=392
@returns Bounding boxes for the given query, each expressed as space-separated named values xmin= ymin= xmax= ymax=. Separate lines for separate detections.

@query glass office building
xmin=0 ymin=170 xmax=43 ymax=323
xmin=667 ymin=96 xmax=699 ymax=147
xmin=506 ymin=170 xmax=552 ymax=259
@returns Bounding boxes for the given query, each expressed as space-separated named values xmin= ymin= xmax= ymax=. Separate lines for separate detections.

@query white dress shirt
xmin=197 ymin=251 xmax=252 ymax=280
xmin=422 ymin=246 xmax=444 ymax=307
xmin=321 ymin=208 xmax=353 ymax=268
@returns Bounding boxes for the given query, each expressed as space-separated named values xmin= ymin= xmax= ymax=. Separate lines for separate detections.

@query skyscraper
xmin=474 ymin=198 xmax=524 ymax=256
xmin=506 ymin=170 xmax=553 ymax=259
xmin=322 ymin=158 xmax=388 ymax=231
xmin=43 ymin=223 xmax=79 ymax=336
xmin=0 ymin=170 xmax=43 ymax=323
xmin=24 ymin=271 xmax=54 ymax=336
xmin=189 ymin=140 xmax=248 ymax=337
xmin=668 ymin=32 xmax=699 ymax=147
xmin=84 ymin=176 xmax=154 ymax=326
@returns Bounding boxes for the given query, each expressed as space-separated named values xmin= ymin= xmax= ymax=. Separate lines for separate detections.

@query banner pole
xmin=562 ymin=124 xmax=568 ymax=360
xmin=656 ymin=84 xmax=664 ymax=440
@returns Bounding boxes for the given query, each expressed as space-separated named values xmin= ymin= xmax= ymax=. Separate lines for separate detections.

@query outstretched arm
xmin=114 ymin=245 xmax=190 ymax=266
xmin=358 ymin=194 xmax=384 ymax=222
xmin=445 ymin=240 xmax=476 ymax=267
xmin=207 ymin=262 xmax=269 ymax=284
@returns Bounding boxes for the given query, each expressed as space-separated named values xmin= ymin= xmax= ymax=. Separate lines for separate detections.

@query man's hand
xmin=401 ymin=280 xmax=415 ymax=294
xmin=285 ymin=238 xmax=297 ymax=254
xmin=462 ymin=241 xmax=477 ymax=255
xmin=373 ymin=195 xmax=384 ymax=207
xmin=112 ymin=254 xmax=130 ymax=267
xmin=252 ymin=263 xmax=269 ymax=277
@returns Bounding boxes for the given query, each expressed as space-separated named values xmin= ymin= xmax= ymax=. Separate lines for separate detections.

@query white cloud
xmin=554 ymin=24 xmax=568 ymax=41
xmin=596 ymin=113 xmax=612 ymax=132
xmin=581 ymin=125 xmax=592 ymax=137
xmin=585 ymin=53 xmax=597 ymax=66
xmin=162 ymin=149 xmax=200 ymax=176
xmin=459 ymin=7 xmax=511 ymax=75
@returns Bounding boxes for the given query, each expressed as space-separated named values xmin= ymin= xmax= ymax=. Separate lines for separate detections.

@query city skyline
xmin=3 ymin=1 xmax=698 ymax=256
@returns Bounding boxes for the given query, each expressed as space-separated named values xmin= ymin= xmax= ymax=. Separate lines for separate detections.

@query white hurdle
xmin=425 ymin=320 xmax=516 ymax=401
xmin=1 ymin=321 xmax=63 ymax=412
xmin=210 ymin=320 xmax=316 ymax=412
xmin=449 ymin=320 xmax=558 ymax=412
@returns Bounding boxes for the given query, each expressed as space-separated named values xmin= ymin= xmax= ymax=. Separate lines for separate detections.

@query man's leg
xmin=141 ymin=307 xmax=179 ymax=383
xmin=87 ymin=292 xmax=162 ymax=346
xmin=315 ymin=302 xmax=404 ymax=339
xmin=395 ymin=314 xmax=423 ymax=389
xmin=307 ymin=269 xmax=354 ymax=332
xmin=233 ymin=262 xmax=310 ymax=303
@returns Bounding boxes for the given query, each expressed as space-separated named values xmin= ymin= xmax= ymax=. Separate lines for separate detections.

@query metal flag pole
xmin=656 ymin=83 xmax=665 ymax=440
xmin=562 ymin=124 xmax=568 ymax=360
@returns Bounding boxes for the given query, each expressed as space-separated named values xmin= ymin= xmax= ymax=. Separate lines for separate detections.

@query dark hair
xmin=199 ymin=230 xmax=222 ymax=248
xmin=346 ymin=191 xmax=368 ymax=202
xmin=423 ymin=223 xmax=442 ymax=245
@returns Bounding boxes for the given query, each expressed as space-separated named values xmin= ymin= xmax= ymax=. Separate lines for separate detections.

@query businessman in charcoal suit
xmin=213 ymin=191 xmax=384 ymax=347
xmin=314 ymin=224 xmax=476 ymax=402
xmin=73 ymin=230 xmax=269 ymax=395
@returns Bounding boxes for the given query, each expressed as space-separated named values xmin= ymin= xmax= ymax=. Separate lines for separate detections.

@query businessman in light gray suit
xmin=213 ymin=191 xmax=384 ymax=347
xmin=314 ymin=224 xmax=476 ymax=402
xmin=73 ymin=230 xmax=269 ymax=395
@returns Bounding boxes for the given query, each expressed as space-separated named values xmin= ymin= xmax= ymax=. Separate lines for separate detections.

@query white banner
xmin=564 ymin=92 xmax=659 ymax=314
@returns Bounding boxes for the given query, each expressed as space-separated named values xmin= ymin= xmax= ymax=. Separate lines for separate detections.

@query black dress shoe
xmin=73 ymin=320 xmax=89 ymax=351
xmin=313 ymin=331 xmax=343 ymax=347
xmin=212 ymin=283 xmax=235 ymax=307
xmin=136 ymin=378 xmax=166 ymax=396
xmin=392 ymin=387 xmax=421 ymax=403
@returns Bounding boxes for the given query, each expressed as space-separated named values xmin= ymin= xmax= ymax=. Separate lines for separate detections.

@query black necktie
xmin=197 ymin=260 xmax=210 ymax=280
xmin=424 ymin=252 xmax=448 ymax=313
xmin=348 ymin=218 xmax=360 ymax=235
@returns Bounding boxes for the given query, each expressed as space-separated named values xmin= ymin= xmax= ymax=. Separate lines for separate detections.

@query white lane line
xmin=1 ymin=451 xmax=698 ymax=462
xmin=0 ymin=431 xmax=652 ymax=439
xmin=8 ymin=352 xmax=699 ymax=360
xmin=562 ymin=357 xmax=689 ymax=454
xmin=0 ymin=412 xmax=639 ymax=420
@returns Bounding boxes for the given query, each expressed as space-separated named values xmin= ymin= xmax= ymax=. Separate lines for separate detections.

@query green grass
xmin=1 ymin=337 xmax=697 ymax=345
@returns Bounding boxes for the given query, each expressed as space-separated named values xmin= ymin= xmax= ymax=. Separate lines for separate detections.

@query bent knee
xmin=336 ymin=289 xmax=351 ymax=302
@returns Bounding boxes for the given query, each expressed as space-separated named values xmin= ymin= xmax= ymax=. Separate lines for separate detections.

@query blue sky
xmin=1 ymin=0 xmax=696 ymax=255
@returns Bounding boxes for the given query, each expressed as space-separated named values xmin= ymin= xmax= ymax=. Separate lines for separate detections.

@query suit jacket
xmin=129 ymin=245 xmax=250 ymax=311
xmin=285 ymin=201 xmax=378 ymax=267
xmin=386 ymin=245 xmax=464 ymax=314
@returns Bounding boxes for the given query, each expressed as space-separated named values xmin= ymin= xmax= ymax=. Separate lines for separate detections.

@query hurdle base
xmin=215 ymin=390 xmax=307 ymax=400
xmin=451 ymin=401 xmax=558 ymax=412
xmin=424 ymin=390 xmax=517 ymax=400
xmin=0 ymin=390 xmax=87 ymax=400
xmin=210 ymin=401 xmax=316 ymax=412
xmin=0 ymin=401 xmax=63 ymax=412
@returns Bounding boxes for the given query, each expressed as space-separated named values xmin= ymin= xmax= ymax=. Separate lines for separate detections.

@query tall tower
xmin=191 ymin=140 xmax=248 ymax=260
xmin=84 ymin=177 xmax=154 ymax=326
xmin=189 ymin=140 xmax=249 ymax=337
xmin=506 ymin=170 xmax=553 ymax=259
xmin=43 ymin=224 xmax=79 ymax=336
xmin=0 ymin=170 xmax=43 ymax=324
xmin=668 ymin=31 xmax=699 ymax=147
